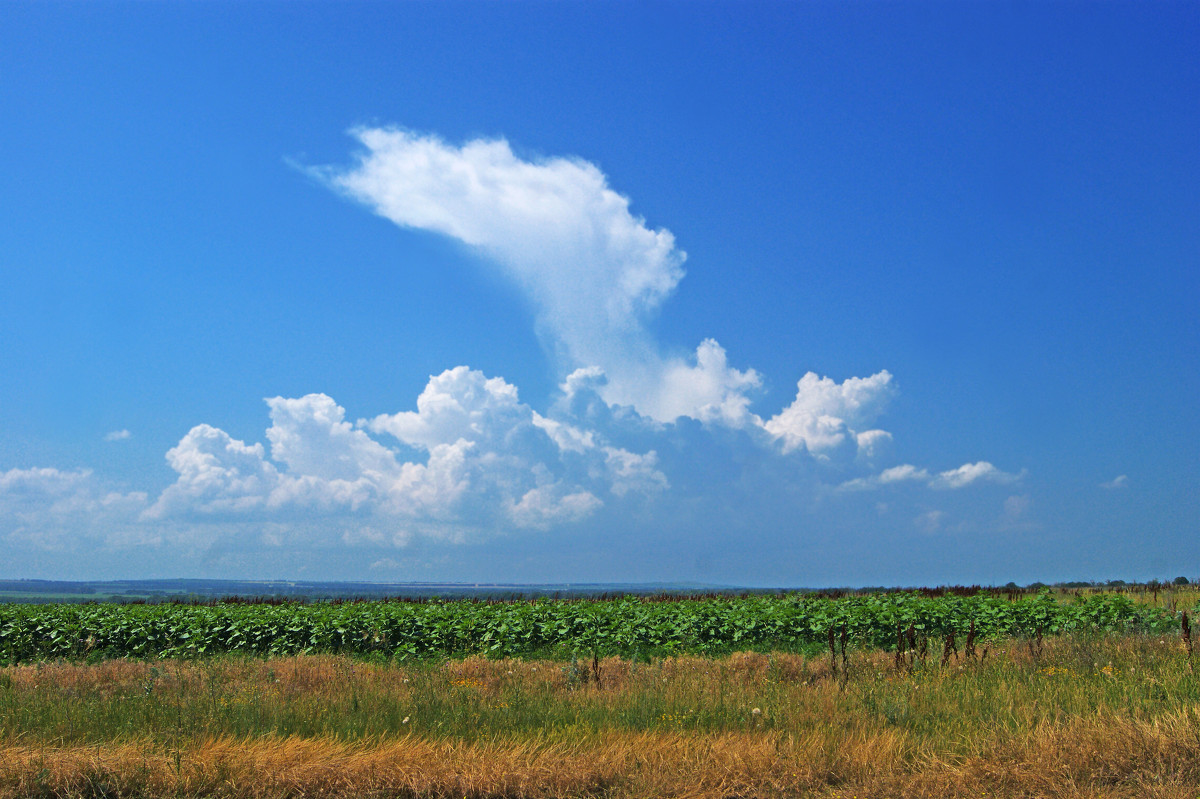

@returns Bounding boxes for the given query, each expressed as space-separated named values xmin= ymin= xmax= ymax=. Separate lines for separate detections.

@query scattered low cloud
xmin=932 ymin=461 xmax=1025 ymax=490
xmin=1100 ymin=474 xmax=1128 ymax=490
xmin=880 ymin=464 xmax=929 ymax=484
xmin=104 ymin=429 xmax=132 ymax=442
xmin=837 ymin=461 xmax=1023 ymax=493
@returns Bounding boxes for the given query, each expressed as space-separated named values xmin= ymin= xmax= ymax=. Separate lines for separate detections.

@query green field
xmin=1 ymin=588 xmax=1191 ymax=665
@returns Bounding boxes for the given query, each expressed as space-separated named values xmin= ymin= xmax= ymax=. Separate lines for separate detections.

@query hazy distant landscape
xmin=0 ymin=578 xmax=748 ymax=604
xmin=0 ymin=576 xmax=1192 ymax=605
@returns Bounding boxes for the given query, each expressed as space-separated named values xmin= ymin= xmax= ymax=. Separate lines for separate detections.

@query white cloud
xmin=880 ymin=464 xmax=931 ymax=484
xmin=837 ymin=461 xmax=1024 ymax=493
xmin=313 ymin=128 xmax=680 ymax=375
xmin=104 ymin=429 xmax=131 ymax=442
xmin=531 ymin=412 xmax=596 ymax=454
xmin=854 ymin=429 xmax=895 ymax=466
xmin=147 ymin=425 xmax=281 ymax=518
xmin=508 ymin=483 xmax=602 ymax=529
xmin=836 ymin=463 xmax=927 ymax=492
xmin=1100 ymin=474 xmax=1128 ymax=490
xmin=267 ymin=394 xmax=399 ymax=482
xmin=602 ymin=447 xmax=668 ymax=497
xmin=0 ymin=467 xmax=147 ymax=549
xmin=932 ymin=461 xmax=1025 ymax=490
xmin=765 ymin=371 xmax=895 ymax=459
xmin=145 ymin=372 xmax=666 ymax=540
xmin=366 ymin=367 xmax=537 ymax=452
xmin=318 ymin=128 xmax=685 ymax=338
xmin=652 ymin=339 xmax=763 ymax=427
xmin=313 ymin=128 xmax=768 ymax=424
xmin=1 ymin=467 xmax=99 ymax=515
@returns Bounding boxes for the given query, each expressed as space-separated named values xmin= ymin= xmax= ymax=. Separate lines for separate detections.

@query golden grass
xmin=3 ymin=717 xmax=1198 ymax=799
xmin=1 ymin=635 xmax=1198 ymax=798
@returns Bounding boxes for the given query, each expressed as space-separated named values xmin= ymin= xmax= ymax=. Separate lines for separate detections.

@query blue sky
xmin=2 ymin=2 xmax=1196 ymax=586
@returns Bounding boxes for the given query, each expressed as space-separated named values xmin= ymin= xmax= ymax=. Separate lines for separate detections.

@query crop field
xmin=1 ymin=589 xmax=1190 ymax=663
xmin=1 ymin=589 xmax=1198 ymax=798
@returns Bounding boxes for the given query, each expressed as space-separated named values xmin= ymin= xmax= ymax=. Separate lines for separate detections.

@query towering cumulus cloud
xmin=315 ymin=128 xmax=761 ymax=423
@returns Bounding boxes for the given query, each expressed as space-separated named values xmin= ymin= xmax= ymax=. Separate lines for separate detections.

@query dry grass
xmin=3 ymin=718 xmax=1199 ymax=799
xmin=1 ymin=635 xmax=1198 ymax=798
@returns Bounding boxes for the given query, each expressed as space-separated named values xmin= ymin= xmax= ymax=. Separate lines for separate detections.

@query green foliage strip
xmin=0 ymin=591 xmax=1184 ymax=665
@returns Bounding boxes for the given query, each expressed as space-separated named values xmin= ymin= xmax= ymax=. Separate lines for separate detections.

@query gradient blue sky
xmin=2 ymin=2 xmax=1196 ymax=586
